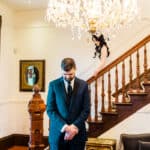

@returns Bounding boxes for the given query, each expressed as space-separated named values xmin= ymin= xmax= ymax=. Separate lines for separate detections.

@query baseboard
xmin=0 ymin=134 xmax=49 ymax=150
xmin=0 ymin=134 xmax=14 ymax=150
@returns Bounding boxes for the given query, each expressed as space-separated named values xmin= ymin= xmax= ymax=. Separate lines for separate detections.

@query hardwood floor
xmin=8 ymin=146 xmax=49 ymax=150
xmin=8 ymin=146 xmax=28 ymax=150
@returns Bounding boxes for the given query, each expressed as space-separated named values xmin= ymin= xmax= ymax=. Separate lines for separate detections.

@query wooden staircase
xmin=87 ymin=35 xmax=150 ymax=137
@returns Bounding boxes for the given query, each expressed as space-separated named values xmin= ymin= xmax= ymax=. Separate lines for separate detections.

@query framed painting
xmin=19 ymin=60 xmax=45 ymax=92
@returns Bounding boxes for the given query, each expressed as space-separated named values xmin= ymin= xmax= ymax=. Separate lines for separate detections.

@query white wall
xmin=0 ymin=0 xmax=150 ymax=143
xmin=0 ymin=2 xmax=15 ymax=100
xmin=0 ymin=1 xmax=17 ymax=137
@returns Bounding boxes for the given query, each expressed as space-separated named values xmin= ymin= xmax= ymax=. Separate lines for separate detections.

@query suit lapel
xmin=59 ymin=77 xmax=68 ymax=105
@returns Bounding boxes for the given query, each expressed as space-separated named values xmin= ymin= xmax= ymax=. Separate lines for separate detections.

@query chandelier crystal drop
xmin=46 ymin=0 xmax=138 ymax=39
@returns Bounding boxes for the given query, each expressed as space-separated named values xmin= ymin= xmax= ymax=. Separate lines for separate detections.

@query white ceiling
xmin=1 ymin=0 xmax=49 ymax=10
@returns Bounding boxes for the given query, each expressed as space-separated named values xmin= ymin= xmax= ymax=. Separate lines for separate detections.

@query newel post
xmin=28 ymin=85 xmax=46 ymax=150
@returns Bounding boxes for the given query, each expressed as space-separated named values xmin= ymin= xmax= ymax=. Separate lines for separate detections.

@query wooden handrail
xmin=87 ymin=35 xmax=150 ymax=84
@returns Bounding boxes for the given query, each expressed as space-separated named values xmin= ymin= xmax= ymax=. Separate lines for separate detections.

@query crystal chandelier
xmin=46 ymin=0 xmax=138 ymax=39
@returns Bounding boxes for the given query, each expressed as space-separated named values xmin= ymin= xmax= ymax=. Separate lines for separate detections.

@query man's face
xmin=62 ymin=68 xmax=76 ymax=82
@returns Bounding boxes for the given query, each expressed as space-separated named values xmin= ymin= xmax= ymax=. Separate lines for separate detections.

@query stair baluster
xmin=88 ymin=84 xmax=92 ymax=121
xmin=94 ymin=79 xmax=98 ymax=121
xmin=122 ymin=61 xmax=126 ymax=103
xmin=108 ymin=71 xmax=112 ymax=112
xmin=144 ymin=45 xmax=148 ymax=83
xmin=115 ymin=65 xmax=119 ymax=103
xmin=129 ymin=55 xmax=133 ymax=92
xmin=101 ymin=75 xmax=105 ymax=112
xmin=136 ymin=50 xmax=141 ymax=92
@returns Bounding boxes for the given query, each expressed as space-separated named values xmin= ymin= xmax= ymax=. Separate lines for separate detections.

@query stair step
xmin=127 ymin=90 xmax=148 ymax=95
xmin=88 ymin=119 xmax=103 ymax=124
xmin=142 ymin=81 xmax=150 ymax=85
xmin=101 ymin=111 xmax=118 ymax=115
xmin=142 ymin=81 xmax=150 ymax=92
xmin=8 ymin=146 xmax=28 ymax=150
xmin=114 ymin=102 xmax=132 ymax=105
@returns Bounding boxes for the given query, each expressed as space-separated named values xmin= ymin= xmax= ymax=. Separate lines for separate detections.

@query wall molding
xmin=0 ymin=100 xmax=28 ymax=105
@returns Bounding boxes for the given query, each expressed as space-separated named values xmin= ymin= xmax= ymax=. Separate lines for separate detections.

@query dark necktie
xmin=67 ymin=81 xmax=72 ymax=98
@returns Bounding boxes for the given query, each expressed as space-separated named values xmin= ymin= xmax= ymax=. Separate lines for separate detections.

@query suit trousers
xmin=58 ymin=133 xmax=86 ymax=150
xmin=50 ymin=135 xmax=86 ymax=150
xmin=59 ymin=140 xmax=85 ymax=150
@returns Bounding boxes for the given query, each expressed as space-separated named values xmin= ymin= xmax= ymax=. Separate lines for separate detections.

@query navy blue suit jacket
xmin=46 ymin=77 xmax=90 ymax=146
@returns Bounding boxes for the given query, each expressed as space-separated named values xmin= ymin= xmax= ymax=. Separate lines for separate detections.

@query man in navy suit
xmin=46 ymin=57 xmax=90 ymax=150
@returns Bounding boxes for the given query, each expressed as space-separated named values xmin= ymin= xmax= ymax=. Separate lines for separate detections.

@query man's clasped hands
xmin=64 ymin=124 xmax=79 ymax=141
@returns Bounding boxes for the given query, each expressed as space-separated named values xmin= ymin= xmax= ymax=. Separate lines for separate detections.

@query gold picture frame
xmin=19 ymin=60 xmax=45 ymax=92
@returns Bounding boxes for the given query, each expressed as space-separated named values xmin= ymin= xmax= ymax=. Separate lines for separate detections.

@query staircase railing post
xmin=28 ymin=85 xmax=46 ymax=150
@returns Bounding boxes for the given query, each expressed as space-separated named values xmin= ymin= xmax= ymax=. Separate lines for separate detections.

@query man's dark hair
xmin=61 ymin=58 xmax=76 ymax=71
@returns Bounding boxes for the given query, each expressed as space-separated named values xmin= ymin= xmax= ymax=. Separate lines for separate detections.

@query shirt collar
xmin=63 ymin=78 xmax=75 ymax=89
